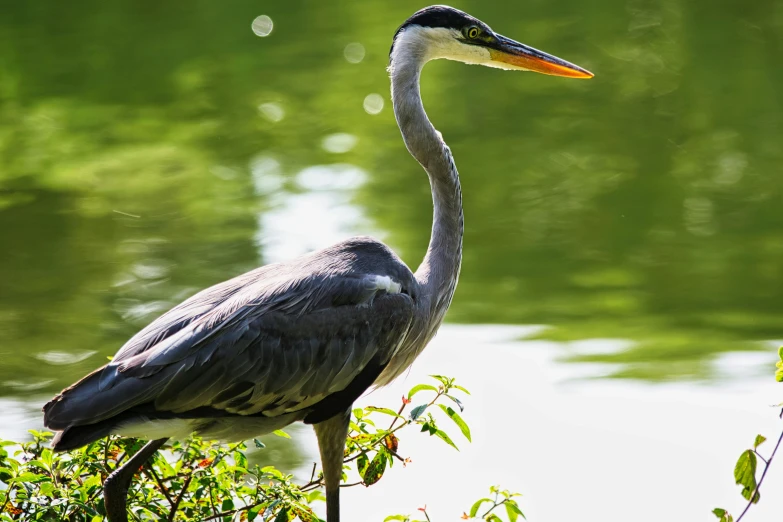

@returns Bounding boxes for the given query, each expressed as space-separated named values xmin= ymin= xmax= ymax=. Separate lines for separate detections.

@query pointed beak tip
xmin=576 ymin=69 xmax=595 ymax=79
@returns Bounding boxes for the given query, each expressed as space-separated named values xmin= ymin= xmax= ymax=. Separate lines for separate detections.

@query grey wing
xmin=110 ymin=266 xmax=276 ymax=362
xmin=43 ymin=270 xmax=415 ymax=430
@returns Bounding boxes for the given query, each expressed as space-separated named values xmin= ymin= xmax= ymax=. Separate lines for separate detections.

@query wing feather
xmin=43 ymin=262 xmax=415 ymax=432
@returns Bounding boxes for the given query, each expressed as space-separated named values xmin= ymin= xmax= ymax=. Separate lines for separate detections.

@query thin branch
xmin=208 ymin=480 xmax=217 ymax=517
xmin=751 ymin=450 xmax=768 ymax=465
xmin=387 ymin=397 xmax=409 ymax=431
xmin=0 ymin=486 xmax=14 ymax=516
xmin=736 ymin=409 xmax=783 ymax=522
xmin=167 ymin=473 xmax=193 ymax=522
xmin=144 ymin=467 xmax=174 ymax=508
xmin=103 ymin=438 xmax=110 ymax=476
xmin=300 ymin=479 xmax=324 ymax=492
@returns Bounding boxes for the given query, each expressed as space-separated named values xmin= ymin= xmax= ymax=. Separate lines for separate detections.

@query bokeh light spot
xmin=322 ymin=133 xmax=358 ymax=154
xmin=363 ymin=93 xmax=384 ymax=115
xmin=258 ymin=102 xmax=284 ymax=122
xmin=344 ymin=42 xmax=365 ymax=63
xmin=251 ymin=15 xmax=273 ymax=37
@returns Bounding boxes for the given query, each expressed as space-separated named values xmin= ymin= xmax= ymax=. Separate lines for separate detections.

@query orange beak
xmin=488 ymin=34 xmax=593 ymax=79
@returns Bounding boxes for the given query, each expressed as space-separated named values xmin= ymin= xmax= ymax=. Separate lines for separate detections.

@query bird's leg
xmin=313 ymin=410 xmax=351 ymax=522
xmin=104 ymin=438 xmax=168 ymax=522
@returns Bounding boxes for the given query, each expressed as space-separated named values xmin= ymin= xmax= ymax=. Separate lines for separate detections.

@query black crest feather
xmin=389 ymin=5 xmax=481 ymax=60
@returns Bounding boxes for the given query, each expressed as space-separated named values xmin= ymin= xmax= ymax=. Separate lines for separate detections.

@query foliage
xmin=0 ymin=377 xmax=523 ymax=521
xmin=711 ymin=347 xmax=783 ymax=521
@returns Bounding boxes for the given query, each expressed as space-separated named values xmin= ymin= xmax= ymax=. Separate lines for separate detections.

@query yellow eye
xmin=467 ymin=26 xmax=480 ymax=39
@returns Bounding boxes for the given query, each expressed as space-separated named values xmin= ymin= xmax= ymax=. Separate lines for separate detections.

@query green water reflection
xmin=1 ymin=0 xmax=781 ymax=415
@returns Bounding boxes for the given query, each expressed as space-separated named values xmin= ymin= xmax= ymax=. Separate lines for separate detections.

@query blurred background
xmin=1 ymin=0 xmax=782 ymax=520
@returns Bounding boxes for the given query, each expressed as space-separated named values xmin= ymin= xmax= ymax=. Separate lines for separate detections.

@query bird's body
xmin=43 ymin=6 xmax=592 ymax=521
xmin=45 ymin=236 xmax=422 ymax=446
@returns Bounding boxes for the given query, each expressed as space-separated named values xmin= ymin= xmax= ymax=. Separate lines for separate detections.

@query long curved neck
xmin=390 ymin=41 xmax=463 ymax=316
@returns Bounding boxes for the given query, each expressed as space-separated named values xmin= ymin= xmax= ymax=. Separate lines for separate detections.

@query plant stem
xmin=167 ymin=473 xmax=192 ymax=522
xmin=144 ymin=467 xmax=174 ymax=508
xmin=736 ymin=409 xmax=783 ymax=522
xmin=0 ymin=487 xmax=13 ymax=516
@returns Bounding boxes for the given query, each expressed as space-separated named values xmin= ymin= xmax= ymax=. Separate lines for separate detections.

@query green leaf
xmin=293 ymin=505 xmax=320 ymax=522
xmin=272 ymin=429 xmax=291 ymax=439
xmin=83 ymin=473 xmax=102 ymax=490
xmin=274 ymin=507 xmax=293 ymax=522
xmin=487 ymin=514 xmax=503 ymax=522
xmin=453 ymin=385 xmax=471 ymax=395
xmin=505 ymin=501 xmax=526 ymax=521
xmin=778 ymin=346 xmax=783 ymax=361
xmin=254 ymin=438 xmax=266 ymax=449
xmin=753 ymin=435 xmax=766 ymax=450
xmin=307 ymin=490 xmax=326 ymax=503
xmin=438 ymin=404 xmax=471 ymax=442
xmin=362 ymin=450 xmax=388 ymax=486
xmin=384 ymin=516 xmax=409 ymax=521
xmin=365 ymin=406 xmax=403 ymax=418
xmin=234 ymin=451 xmax=248 ymax=470
xmin=409 ymin=404 xmax=428 ymax=421
xmin=445 ymin=394 xmax=465 ymax=412
xmin=470 ymin=498 xmax=491 ymax=517
xmin=408 ymin=384 xmax=438 ymax=399
xmin=434 ymin=429 xmax=459 ymax=451
xmin=11 ymin=472 xmax=46 ymax=483
xmin=39 ymin=481 xmax=55 ymax=498
xmin=734 ymin=450 xmax=759 ymax=502
xmin=248 ymin=504 xmax=264 ymax=521
xmin=712 ymin=508 xmax=733 ymax=522
xmin=357 ymin=452 xmax=369 ymax=475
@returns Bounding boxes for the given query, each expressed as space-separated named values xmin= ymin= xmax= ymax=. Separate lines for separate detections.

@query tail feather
xmin=51 ymin=420 xmax=117 ymax=452
xmin=43 ymin=364 xmax=159 ymax=432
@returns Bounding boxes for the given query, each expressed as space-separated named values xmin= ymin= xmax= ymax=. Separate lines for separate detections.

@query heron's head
xmin=390 ymin=5 xmax=593 ymax=79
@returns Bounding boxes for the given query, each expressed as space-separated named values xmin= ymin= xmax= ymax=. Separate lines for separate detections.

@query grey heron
xmin=42 ymin=5 xmax=592 ymax=521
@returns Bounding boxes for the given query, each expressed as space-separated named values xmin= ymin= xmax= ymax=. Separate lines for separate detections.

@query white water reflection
xmin=321 ymin=134 xmax=358 ymax=154
xmin=249 ymin=156 xmax=285 ymax=195
xmin=288 ymin=324 xmax=782 ymax=522
xmin=296 ymin=164 xmax=365 ymax=191
xmin=35 ymin=350 xmax=96 ymax=365
xmin=254 ymin=163 xmax=373 ymax=264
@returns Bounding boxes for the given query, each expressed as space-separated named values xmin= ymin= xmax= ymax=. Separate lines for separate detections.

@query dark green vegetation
xmin=0 ymin=377 xmax=524 ymax=521
xmin=0 ymin=0 xmax=782 ymax=420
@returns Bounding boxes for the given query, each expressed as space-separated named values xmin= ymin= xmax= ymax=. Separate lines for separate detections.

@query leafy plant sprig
xmin=712 ymin=346 xmax=783 ymax=522
xmin=0 ymin=375 xmax=524 ymax=522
